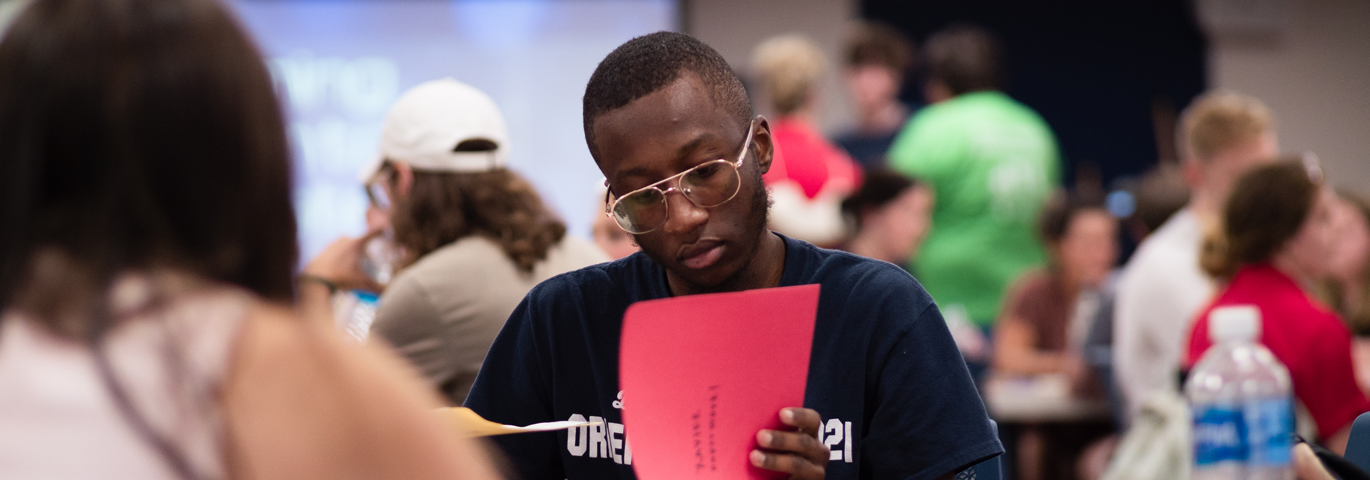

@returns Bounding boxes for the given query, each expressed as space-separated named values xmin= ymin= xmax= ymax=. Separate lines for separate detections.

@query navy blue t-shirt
xmin=464 ymin=234 xmax=1002 ymax=480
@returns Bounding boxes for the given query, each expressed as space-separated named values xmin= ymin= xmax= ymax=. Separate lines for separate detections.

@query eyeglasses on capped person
xmin=604 ymin=117 xmax=758 ymax=235
xmin=367 ymin=165 xmax=394 ymax=209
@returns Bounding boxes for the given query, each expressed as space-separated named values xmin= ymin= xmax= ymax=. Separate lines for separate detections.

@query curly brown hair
xmin=386 ymin=164 xmax=566 ymax=273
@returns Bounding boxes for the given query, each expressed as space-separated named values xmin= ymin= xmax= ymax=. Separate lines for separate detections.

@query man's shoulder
xmin=522 ymin=252 xmax=653 ymax=305
xmin=791 ymin=242 xmax=931 ymax=308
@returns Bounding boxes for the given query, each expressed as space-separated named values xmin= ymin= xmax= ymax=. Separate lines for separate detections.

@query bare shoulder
xmin=224 ymin=301 xmax=498 ymax=480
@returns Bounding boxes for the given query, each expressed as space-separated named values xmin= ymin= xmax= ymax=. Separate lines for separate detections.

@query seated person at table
xmin=992 ymin=191 xmax=1118 ymax=480
xmin=464 ymin=31 xmax=1002 ymax=480
xmin=994 ymin=191 xmax=1117 ymax=386
xmin=1188 ymin=157 xmax=1370 ymax=454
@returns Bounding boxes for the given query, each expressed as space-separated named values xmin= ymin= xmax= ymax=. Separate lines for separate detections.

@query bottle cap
xmin=1209 ymin=305 xmax=1261 ymax=342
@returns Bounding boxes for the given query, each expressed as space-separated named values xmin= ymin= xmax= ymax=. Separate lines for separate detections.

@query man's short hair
xmin=751 ymin=34 xmax=825 ymax=117
xmin=846 ymin=22 xmax=914 ymax=74
xmin=923 ymin=24 xmax=1002 ymax=96
xmin=1178 ymin=91 xmax=1274 ymax=162
xmin=583 ymin=31 xmax=752 ymax=161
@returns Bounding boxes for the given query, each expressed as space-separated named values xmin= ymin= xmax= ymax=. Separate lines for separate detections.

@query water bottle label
xmin=1194 ymin=405 xmax=1247 ymax=465
xmin=1244 ymin=398 xmax=1293 ymax=467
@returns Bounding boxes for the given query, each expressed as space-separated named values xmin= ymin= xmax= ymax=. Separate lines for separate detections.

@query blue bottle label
xmin=1194 ymin=405 xmax=1247 ymax=465
xmin=1244 ymin=397 xmax=1293 ymax=467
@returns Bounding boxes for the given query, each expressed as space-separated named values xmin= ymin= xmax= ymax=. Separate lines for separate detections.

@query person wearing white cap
xmin=303 ymin=78 xmax=608 ymax=405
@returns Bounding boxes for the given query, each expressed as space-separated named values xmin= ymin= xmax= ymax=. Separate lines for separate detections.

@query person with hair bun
xmin=1186 ymin=157 xmax=1370 ymax=454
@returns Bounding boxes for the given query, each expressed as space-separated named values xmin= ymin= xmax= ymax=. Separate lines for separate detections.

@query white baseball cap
xmin=359 ymin=78 xmax=508 ymax=181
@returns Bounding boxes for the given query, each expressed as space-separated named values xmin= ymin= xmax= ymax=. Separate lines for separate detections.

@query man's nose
xmin=661 ymin=189 xmax=708 ymax=235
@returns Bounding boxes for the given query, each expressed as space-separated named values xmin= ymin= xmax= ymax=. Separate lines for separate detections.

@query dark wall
xmin=864 ymin=0 xmax=1207 ymax=190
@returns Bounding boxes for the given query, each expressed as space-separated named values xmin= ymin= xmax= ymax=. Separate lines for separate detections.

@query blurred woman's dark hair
xmin=0 ymin=1 xmax=295 ymax=476
xmin=840 ymin=169 xmax=921 ymax=230
xmin=1037 ymin=189 xmax=1108 ymax=247
xmin=922 ymin=24 xmax=1003 ymax=96
xmin=380 ymin=163 xmax=567 ymax=273
xmin=1200 ymin=157 xmax=1320 ymax=279
xmin=0 ymin=0 xmax=297 ymax=333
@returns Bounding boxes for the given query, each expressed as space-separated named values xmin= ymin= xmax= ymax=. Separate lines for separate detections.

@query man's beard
xmin=695 ymin=175 xmax=774 ymax=293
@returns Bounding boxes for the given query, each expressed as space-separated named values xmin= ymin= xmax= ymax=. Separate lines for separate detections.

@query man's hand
xmin=750 ymin=408 xmax=829 ymax=479
xmin=303 ymin=231 xmax=385 ymax=294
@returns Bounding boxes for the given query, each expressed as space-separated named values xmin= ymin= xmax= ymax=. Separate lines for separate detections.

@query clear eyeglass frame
xmin=603 ymin=117 xmax=758 ymax=235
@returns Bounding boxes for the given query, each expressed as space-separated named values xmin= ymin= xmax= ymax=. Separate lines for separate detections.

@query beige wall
xmin=1203 ymin=0 xmax=1370 ymax=191
xmin=685 ymin=0 xmax=860 ymax=134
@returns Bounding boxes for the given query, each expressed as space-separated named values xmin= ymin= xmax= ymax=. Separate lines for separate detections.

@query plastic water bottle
xmin=1185 ymin=305 xmax=1294 ymax=480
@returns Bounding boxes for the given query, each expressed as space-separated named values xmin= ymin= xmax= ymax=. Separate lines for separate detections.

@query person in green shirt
xmin=887 ymin=25 xmax=1061 ymax=368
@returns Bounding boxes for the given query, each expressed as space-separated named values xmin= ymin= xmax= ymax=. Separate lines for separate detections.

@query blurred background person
xmin=992 ymin=191 xmax=1118 ymax=480
xmin=1188 ymin=157 xmax=1369 ymax=454
xmin=751 ymin=33 xmax=863 ymax=247
xmin=1123 ymin=165 xmax=1192 ymax=244
xmin=592 ymin=182 xmax=640 ymax=260
xmin=0 ymin=0 xmax=497 ymax=478
xmin=838 ymin=170 xmax=934 ymax=265
xmin=887 ymin=24 xmax=1061 ymax=373
xmin=1113 ymin=91 xmax=1278 ymax=423
xmin=1321 ymin=191 xmax=1370 ymax=336
xmin=1318 ymin=190 xmax=1370 ymax=394
xmin=310 ymin=78 xmax=609 ymax=406
xmin=833 ymin=22 xmax=915 ymax=171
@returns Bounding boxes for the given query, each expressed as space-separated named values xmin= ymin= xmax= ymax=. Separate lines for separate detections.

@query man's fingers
xmin=358 ymin=228 xmax=385 ymax=244
xmin=750 ymin=450 xmax=824 ymax=479
xmin=757 ymin=430 xmax=821 ymax=453
xmin=780 ymin=407 xmax=823 ymax=433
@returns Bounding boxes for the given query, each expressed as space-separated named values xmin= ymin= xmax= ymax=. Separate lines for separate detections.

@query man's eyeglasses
xmin=604 ymin=117 xmax=757 ymax=235
xmin=365 ymin=170 xmax=393 ymax=211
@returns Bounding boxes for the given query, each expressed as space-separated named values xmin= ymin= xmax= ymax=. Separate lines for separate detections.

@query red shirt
xmin=763 ymin=116 xmax=861 ymax=199
xmin=1186 ymin=263 xmax=1370 ymax=437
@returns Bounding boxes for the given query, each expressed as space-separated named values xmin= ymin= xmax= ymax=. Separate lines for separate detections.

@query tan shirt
xmin=370 ymin=235 xmax=608 ymax=405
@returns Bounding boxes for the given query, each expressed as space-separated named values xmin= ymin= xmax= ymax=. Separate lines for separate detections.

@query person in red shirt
xmin=1187 ymin=156 xmax=1370 ymax=454
xmin=750 ymin=34 xmax=862 ymax=247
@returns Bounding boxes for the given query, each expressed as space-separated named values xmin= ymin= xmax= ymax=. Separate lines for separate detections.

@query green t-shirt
xmin=888 ymin=91 xmax=1061 ymax=326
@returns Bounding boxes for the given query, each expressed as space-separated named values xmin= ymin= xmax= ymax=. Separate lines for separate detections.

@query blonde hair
xmin=751 ymin=34 xmax=826 ymax=116
xmin=1179 ymin=91 xmax=1274 ymax=162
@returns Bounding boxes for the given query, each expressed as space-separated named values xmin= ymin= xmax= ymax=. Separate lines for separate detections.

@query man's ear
xmin=1181 ymin=156 xmax=1204 ymax=189
xmin=393 ymin=161 xmax=415 ymax=197
xmin=753 ymin=116 xmax=774 ymax=175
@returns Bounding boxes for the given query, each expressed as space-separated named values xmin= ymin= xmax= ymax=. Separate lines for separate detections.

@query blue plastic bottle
xmin=1185 ymin=305 xmax=1293 ymax=480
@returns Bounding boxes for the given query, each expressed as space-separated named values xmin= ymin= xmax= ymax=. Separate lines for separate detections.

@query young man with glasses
xmin=464 ymin=32 xmax=1001 ymax=480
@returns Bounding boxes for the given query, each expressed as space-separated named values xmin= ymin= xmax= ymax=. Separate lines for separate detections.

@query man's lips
xmin=677 ymin=240 xmax=725 ymax=270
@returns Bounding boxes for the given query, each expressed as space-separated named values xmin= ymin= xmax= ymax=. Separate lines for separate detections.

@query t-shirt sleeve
xmin=370 ymin=276 xmax=456 ymax=395
xmin=861 ymin=292 xmax=1004 ymax=479
xmin=886 ymin=116 xmax=964 ymax=187
xmin=1004 ymin=272 xmax=1049 ymax=344
xmin=462 ymin=291 xmax=564 ymax=480
xmin=1297 ymin=317 xmax=1370 ymax=438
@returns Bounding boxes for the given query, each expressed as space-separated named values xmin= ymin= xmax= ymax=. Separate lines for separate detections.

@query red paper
xmin=619 ymin=284 xmax=820 ymax=480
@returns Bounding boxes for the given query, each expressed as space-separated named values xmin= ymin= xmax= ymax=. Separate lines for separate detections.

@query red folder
xmin=619 ymin=284 xmax=820 ymax=480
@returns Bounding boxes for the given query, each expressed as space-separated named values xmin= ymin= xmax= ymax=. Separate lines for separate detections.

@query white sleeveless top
xmin=0 ymin=275 xmax=249 ymax=479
